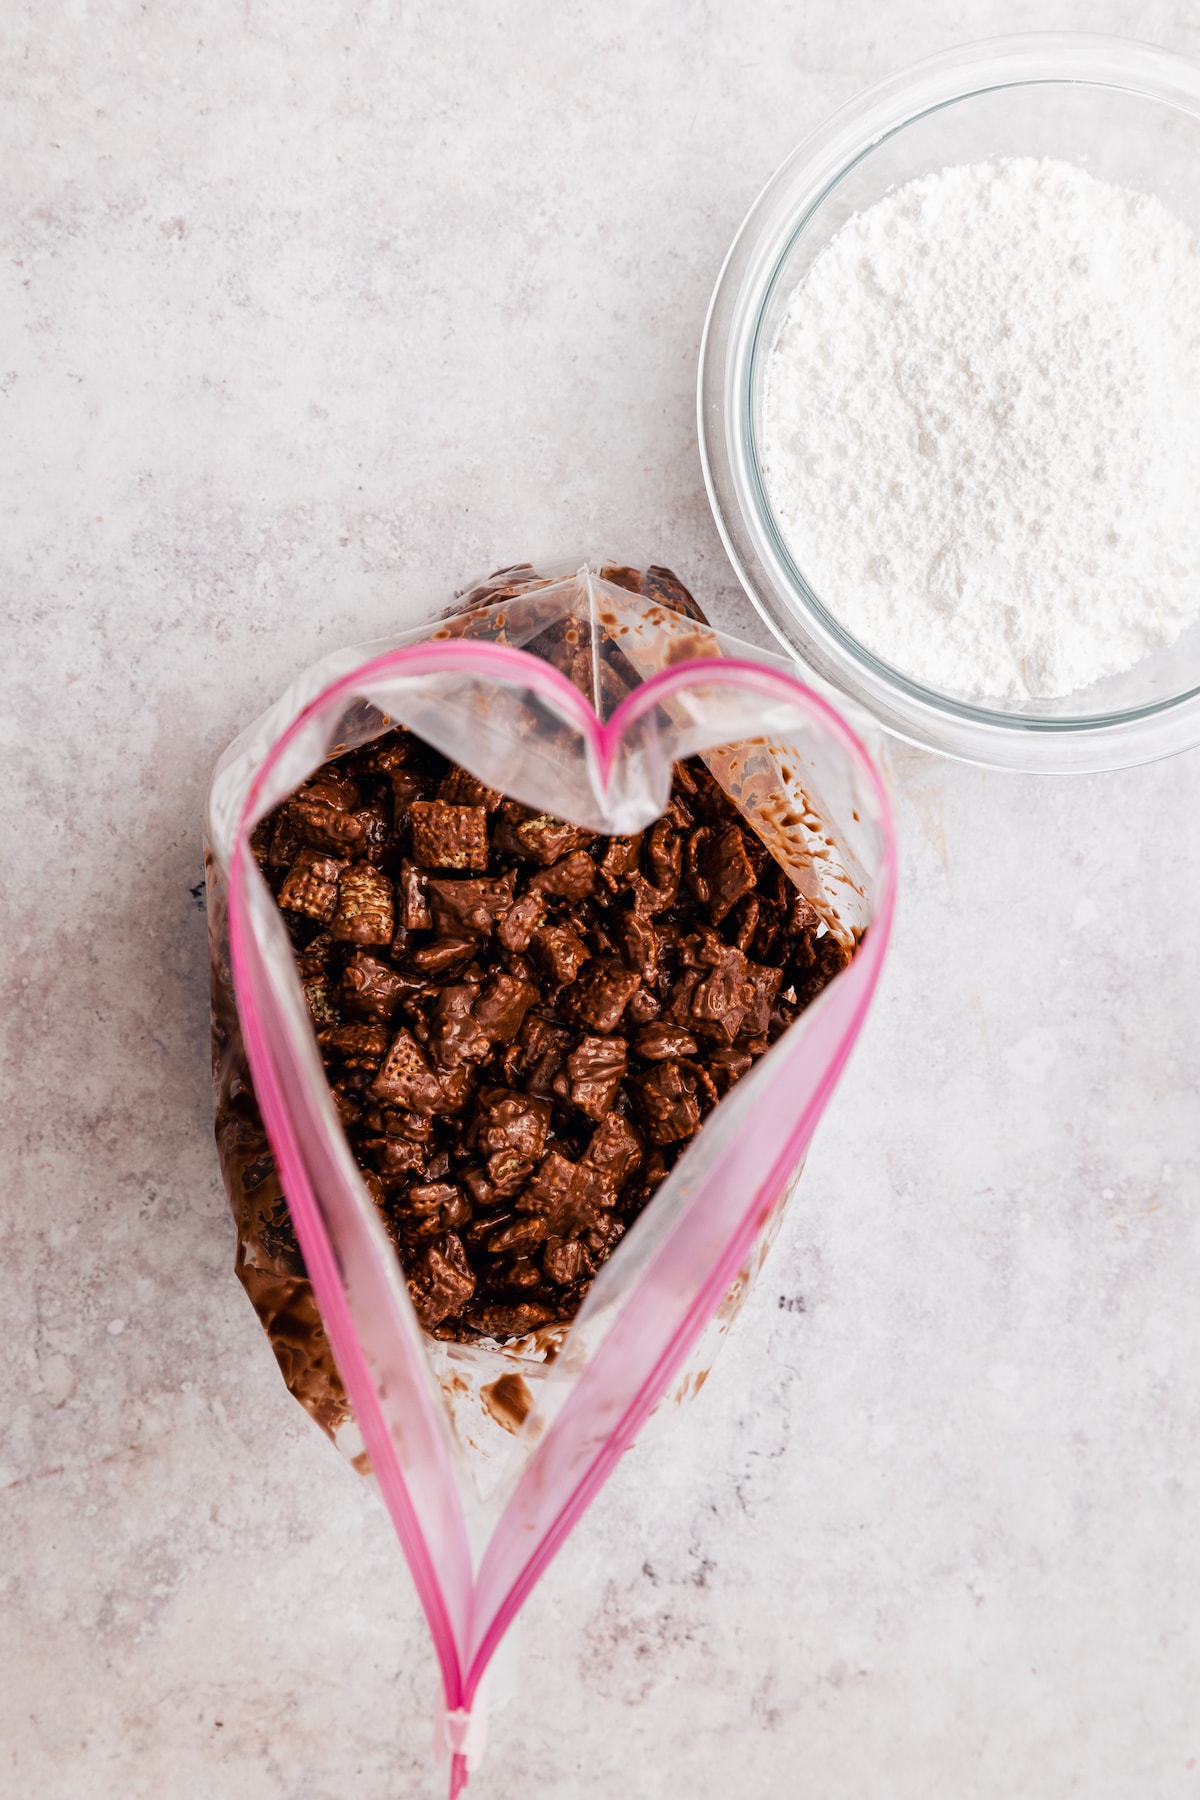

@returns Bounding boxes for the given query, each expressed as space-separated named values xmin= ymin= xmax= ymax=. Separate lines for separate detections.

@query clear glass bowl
xmin=699 ymin=35 xmax=1200 ymax=771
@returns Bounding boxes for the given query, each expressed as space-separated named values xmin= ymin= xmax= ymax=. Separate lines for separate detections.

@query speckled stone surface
xmin=4 ymin=4 xmax=1200 ymax=1796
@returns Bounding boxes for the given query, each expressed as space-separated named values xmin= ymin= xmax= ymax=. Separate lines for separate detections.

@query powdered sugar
xmin=761 ymin=158 xmax=1200 ymax=702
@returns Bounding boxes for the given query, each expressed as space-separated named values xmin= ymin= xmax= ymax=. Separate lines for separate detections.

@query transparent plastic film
xmin=205 ymin=563 xmax=896 ymax=1791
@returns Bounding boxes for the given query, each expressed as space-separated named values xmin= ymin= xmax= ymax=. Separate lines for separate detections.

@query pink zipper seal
xmin=222 ymin=628 xmax=897 ymax=1795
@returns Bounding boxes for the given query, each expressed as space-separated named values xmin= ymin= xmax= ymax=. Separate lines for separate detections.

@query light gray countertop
xmin=5 ymin=4 xmax=1200 ymax=1796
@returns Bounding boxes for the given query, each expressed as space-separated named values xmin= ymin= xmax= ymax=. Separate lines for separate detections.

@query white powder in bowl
xmin=760 ymin=158 xmax=1200 ymax=702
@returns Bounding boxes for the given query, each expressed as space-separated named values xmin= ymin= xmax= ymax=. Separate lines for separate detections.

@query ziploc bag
xmin=205 ymin=562 xmax=896 ymax=1793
